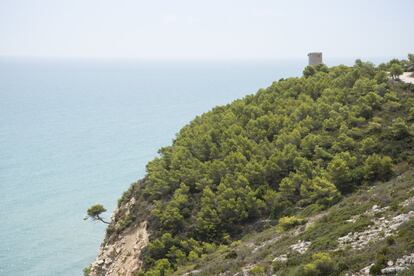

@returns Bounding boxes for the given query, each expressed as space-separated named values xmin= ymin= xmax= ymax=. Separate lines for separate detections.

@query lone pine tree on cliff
xmin=85 ymin=204 xmax=110 ymax=224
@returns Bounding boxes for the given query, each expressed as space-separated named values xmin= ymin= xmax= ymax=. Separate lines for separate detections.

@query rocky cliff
xmin=89 ymin=187 xmax=151 ymax=276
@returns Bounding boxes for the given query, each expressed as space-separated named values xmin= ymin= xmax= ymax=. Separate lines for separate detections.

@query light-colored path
xmin=400 ymin=72 xmax=414 ymax=84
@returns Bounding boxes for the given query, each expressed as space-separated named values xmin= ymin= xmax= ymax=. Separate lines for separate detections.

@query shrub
xmin=250 ymin=264 xmax=266 ymax=275
xmin=202 ymin=242 xmax=217 ymax=254
xmin=301 ymin=252 xmax=337 ymax=276
xmin=83 ymin=266 xmax=91 ymax=276
xmin=188 ymin=250 xmax=199 ymax=262
xmin=369 ymin=263 xmax=382 ymax=275
xmin=390 ymin=63 xmax=403 ymax=80
xmin=300 ymin=177 xmax=341 ymax=207
xmin=224 ymin=250 xmax=237 ymax=259
xmin=272 ymin=260 xmax=287 ymax=272
xmin=369 ymin=254 xmax=387 ymax=275
xmin=363 ymin=154 xmax=393 ymax=182
xmin=144 ymin=258 xmax=173 ymax=276
xmin=117 ymin=214 xmax=134 ymax=232
xmin=389 ymin=118 xmax=410 ymax=140
xmin=386 ymin=236 xmax=395 ymax=246
xmin=277 ymin=216 xmax=306 ymax=231
xmin=303 ymin=65 xmax=316 ymax=78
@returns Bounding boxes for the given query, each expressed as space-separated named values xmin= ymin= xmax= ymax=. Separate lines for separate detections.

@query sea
xmin=0 ymin=57 xmax=390 ymax=275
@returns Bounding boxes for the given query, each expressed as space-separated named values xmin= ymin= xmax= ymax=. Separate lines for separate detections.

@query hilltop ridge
xmin=87 ymin=55 xmax=414 ymax=276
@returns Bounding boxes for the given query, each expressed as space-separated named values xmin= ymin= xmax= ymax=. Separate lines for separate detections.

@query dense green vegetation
xmin=107 ymin=56 xmax=414 ymax=275
xmin=172 ymin=166 xmax=414 ymax=275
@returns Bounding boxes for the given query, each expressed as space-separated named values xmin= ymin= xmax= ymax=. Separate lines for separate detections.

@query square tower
xmin=308 ymin=52 xmax=323 ymax=65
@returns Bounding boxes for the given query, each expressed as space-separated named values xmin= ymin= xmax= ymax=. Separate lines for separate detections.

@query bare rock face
xmin=88 ymin=191 xmax=151 ymax=276
xmin=349 ymin=254 xmax=414 ymax=276
xmin=289 ymin=240 xmax=311 ymax=254
xmin=90 ymin=220 xmax=149 ymax=276
xmin=273 ymin=254 xmax=288 ymax=263
xmin=338 ymin=209 xmax=414 ymax=251
xmin=381 ymin=253 xmax=414 ymax=274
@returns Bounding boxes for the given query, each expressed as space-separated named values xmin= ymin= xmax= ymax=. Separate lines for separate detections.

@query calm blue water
xmin=0 ymin=57 xmax=387 ymax=275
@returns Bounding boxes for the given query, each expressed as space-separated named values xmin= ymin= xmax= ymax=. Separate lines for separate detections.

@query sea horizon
xmin=0 ymin=57 xmax=393 ymax=275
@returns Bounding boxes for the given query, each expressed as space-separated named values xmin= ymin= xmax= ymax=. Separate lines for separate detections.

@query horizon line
xmin=0 ymin=54 xmax=408 ymax=63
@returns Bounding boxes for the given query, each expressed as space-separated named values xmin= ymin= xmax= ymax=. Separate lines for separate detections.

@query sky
xmin=0 ymin=0 xmax=413 ymax=60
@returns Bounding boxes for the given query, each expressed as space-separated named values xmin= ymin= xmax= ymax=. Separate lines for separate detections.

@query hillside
xmin=86 ymin=56 xmax=414 ymax=276
xmin=173 ymin=167 xmax=414 ymax=275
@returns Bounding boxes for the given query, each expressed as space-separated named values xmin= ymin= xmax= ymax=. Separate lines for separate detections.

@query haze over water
xmin=0 ymin=58 xmax=387 ymax=275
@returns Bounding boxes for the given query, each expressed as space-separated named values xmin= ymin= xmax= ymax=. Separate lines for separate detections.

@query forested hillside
xmin=88 ymin=56 xmax=414 ymax=276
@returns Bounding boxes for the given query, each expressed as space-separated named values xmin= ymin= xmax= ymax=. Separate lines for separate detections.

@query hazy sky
xmin=1 ymin=0 xmax=413 ymax=59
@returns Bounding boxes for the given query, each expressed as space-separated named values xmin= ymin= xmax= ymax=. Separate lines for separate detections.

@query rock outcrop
xmin=351 ymin=253 xmax=414 ymax=276
xmin=381 ymin=253 xmax=414 ymax=274
xmin=90 ymin=221 xmax=148 ymax=276
xmin=338 ymin=207 xmax=414 ymax=251
xmin=89 ymin=195 xmax=149 ymax=276
xmin=290 ymin=240 xmax=311 ymax=254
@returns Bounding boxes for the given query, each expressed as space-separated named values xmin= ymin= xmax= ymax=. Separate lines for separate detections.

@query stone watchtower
xmin=308 ymin=52 xmax=323 ymax=66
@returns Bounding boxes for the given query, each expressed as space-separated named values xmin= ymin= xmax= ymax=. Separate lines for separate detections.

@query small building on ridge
xmin=308 ymin=52 xmax=323 ymax=65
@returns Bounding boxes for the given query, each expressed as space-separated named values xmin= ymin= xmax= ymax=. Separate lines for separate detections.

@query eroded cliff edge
xmin=89 ymin=180 xmax=152 ymax=276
